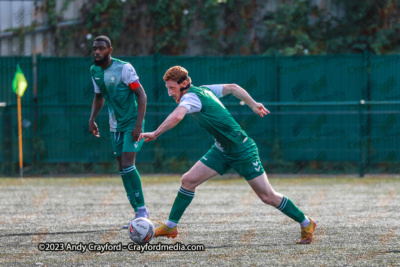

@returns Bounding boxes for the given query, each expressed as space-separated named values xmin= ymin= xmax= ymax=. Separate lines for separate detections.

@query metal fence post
xmin=358 ymin=100 xmax=364 ymax=177
xmin=2 ymin=105 xmax=14 ymax=175
xmin=32 ymin=53 xmax=38 ymax=169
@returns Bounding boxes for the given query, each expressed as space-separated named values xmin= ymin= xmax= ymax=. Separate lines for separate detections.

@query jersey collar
xmin=102 ymin=57 xmax=114 ymax=70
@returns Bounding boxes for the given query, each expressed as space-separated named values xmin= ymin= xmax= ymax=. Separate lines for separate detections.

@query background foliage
xmin=34 ymin=0 xmax=400 ymax=56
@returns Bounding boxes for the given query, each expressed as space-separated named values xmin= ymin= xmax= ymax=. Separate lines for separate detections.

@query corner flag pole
xmin=17 ymin=95 xmax=23 ymax=178
xmin=12 ymin=65 xmax=27 ymax=179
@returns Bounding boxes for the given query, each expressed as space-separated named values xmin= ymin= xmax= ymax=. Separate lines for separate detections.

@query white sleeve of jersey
xmin=178 ymin=93 xmax=202 ymax=114
xmin=122 ymin=63 xmax=139 ymax=86
xmin=201 ymin=84 xmax=224 ymax=98
xmin=92 ymin=77 xmax=101 ymax=93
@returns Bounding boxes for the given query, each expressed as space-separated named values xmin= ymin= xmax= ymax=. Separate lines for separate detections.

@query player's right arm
xmin=222 ymin=84 xmax=270 ymax=117
xmin=138 ymin=106 xmax=188 ymax=142
xmin=89 ymin=93 xmax=105 ymax=138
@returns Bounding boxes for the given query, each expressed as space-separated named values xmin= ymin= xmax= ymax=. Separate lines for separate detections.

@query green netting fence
xmin=1 ymin=54 xmax=399 ymax=176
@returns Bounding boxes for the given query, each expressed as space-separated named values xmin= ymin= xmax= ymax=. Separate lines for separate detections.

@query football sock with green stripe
xmin=123 ymin=165 xmax=145 ymax=208
xmin=120 ymin=170 xmax=138 ymax=212
xmin=168 ymin=187 xmax=195 ymax=225
xmin=277 ymin=196 xmax=306 ymax=223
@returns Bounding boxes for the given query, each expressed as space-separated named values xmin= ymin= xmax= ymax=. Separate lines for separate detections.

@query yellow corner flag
xmin=12 ymin=65 xmax=28 ymax=97
xmin=12 ymin=64 xmax=27 ymax=178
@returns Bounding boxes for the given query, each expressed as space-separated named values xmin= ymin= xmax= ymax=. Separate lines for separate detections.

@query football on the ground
xmin=128 ymin=217 xmax=155 ymax=244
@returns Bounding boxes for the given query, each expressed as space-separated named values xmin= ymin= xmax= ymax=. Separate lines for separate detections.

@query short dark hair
xmin=93 ymin=36 xmax=111 ymax=48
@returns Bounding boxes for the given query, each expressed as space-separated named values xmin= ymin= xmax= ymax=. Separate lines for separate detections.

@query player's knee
xmin=121 ymin=154 xmax=135 ymax=168
xmin=121 ymin=160 xmax=135 ymax=169
xmin=259 ymin=194 xmax=275 ymax=206
xmin=121 ymin=159 xmax=132 ymax=169
xmin=181 ymin=173 xmax=196 ymax=190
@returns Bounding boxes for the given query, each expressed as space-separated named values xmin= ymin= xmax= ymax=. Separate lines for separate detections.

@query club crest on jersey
xmin=253 ymin=161 xmax=261 ymax=171
xmin=110 ymin=76 xmax=116 ymax=83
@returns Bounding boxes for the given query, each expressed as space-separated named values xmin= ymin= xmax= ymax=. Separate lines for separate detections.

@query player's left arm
xmin=222 ymin=84 xmax=270 ymax=117
xmin=131 ymin=82 xmax=147 ymax=141
xmin=138 ymin=106 xmax=188 ymax=142
xmin=122 ymin=63 xmax=147 ymax=141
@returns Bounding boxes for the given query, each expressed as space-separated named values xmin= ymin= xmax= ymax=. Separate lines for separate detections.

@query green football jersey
xmin=183 ymin=85 xmax=248 ymax=152
xmin=90 ymin=58 xmax=140 ymax=131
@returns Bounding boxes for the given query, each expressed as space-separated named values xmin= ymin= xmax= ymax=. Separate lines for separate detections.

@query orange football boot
xmin=154 ymin=223 xmax=178 ymax=239
xmin=297 ymin=217 xmax=317 ymax=244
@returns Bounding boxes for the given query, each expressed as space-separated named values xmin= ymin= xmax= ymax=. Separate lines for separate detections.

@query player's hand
xmin=138 ymin=132 xmax=157 ymax=142
xmin=89 ymin=120 xmax=100 ymax=137
xmin=251 ymin=102 xmax=270 ymax=117
xmin=132 ymin=125 xmax=143 ymax=142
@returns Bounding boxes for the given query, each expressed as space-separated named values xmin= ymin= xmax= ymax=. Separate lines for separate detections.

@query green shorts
xmin=110 ymin=126 xmax=145 ymax=157
xmin=199 ymin=137 xmax=264 ymax=180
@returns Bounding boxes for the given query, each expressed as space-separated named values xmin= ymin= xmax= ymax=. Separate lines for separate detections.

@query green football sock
xmin=120 ymin=170 xmax=138 ymax=212
xmin=123 ymin=165 xmax=145 ymax=208
xmin=168 ymin=187 xmax=195 ymax=223
xmin=277 ymin=196 xmax=306 ymax=223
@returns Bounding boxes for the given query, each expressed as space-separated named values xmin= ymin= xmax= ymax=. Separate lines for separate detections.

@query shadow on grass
xmin=0 ymin=228 xmax=124 ymax=238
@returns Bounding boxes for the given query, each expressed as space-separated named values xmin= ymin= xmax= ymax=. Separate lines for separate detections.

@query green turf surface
xmin=0 ymin=175 xmax=399 ymax=266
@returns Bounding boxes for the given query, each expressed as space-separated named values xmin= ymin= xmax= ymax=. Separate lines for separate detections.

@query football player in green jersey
xmin=139 ymin=66 xmax=317 ymax=244
xmin=88 ymin=36 xmax=149 ymax=228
